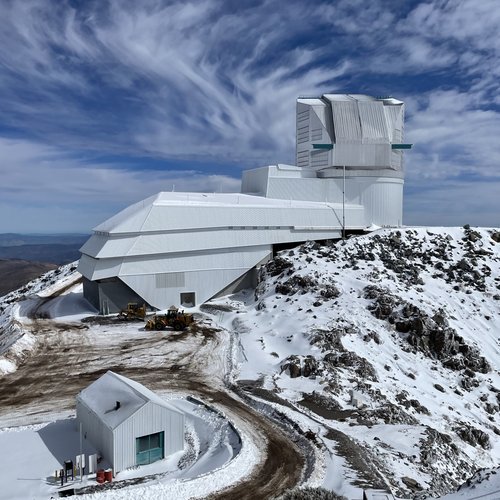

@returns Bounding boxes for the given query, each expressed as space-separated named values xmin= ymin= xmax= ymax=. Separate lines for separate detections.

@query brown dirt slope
xmin=0 ymin=259 xmax=56 ymax=296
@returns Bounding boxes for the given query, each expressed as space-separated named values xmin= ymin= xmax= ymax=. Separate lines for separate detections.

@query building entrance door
xmin=136 ymin=431 xmax=164 ymax=465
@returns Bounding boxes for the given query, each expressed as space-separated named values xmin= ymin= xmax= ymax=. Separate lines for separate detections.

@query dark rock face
xmin=356 ymin=401 xmax=418 ymax=425
xmin=363 ymin=286 xmax=491 ymax=374
xmin=395 ymin=391 xmax=430 ymax=415
xmin=323 ymin=351 xmax=378 ymax=382
xmin=275 ymin=274 xmax=340 ymax=301
xmin=266 ymin=256 xmax=294 ymax=277
xmin=281 ymin=355 xmax=318 ymax=378
xmin=320 ymin=284 xmax=340 ymax=300
xmin=402 ymin=476 xmax=422 ymax=491
xmin=310 ymin=325 xmax=353 ymax=352
xmin=454 ymin=423 xmax=491 ymax=449
xmin=491 ymin=230 xmax=500 ymax=243
xmin=276 ymin=274 xmax=318 ymax=295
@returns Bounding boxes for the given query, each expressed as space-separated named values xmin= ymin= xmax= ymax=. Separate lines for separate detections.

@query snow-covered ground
xmin=0 ymin=397 xmax=249 ymax=500
xmin=208 ymin=226 xmax=500 ymax=498
xmin=1 ymin=226 xmax=500 ymax=499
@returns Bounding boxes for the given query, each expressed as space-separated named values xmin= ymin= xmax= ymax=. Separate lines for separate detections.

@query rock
xmin=302 ymin=356 xmax=317 ymax=377
xmin=491 ymin=231 xmax=500 ymax=243
xmin=266 ymin=256 xmax=294 ymax=277
xmin=281 ymin=355 xmax=302 ymax=378
xmin=324 ymin=351 xmax=378 ymax=381
xmin=364 ymin=289 xmax=491 ymax=374
xmin=363 ymin=330 xmax=381 ymax=344
xmin=455 ymin=424 xmax=491 ymax=449
xmin=434 ymin=384 xmax=445 ymax=393
xmin=320 ymin=284 xmax=340 ymax=299
xmin=281 ymin=355 xmax=318 ymax=378
xmin=275 ymin=274 xmax=318 ymax=295
xmin=402 ymin=476 xmax=422 ymax=491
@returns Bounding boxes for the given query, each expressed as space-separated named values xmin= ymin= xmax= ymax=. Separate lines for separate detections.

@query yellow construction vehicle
xmin=118 ymin=303 xmax=147 ymax=321
xmin=145 ymin=306 xmax=194 ymax=331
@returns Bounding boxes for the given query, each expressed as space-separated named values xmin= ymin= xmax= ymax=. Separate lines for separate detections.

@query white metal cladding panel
xmin=358 ymin=101 xmax=390 ymax=143
xmin=85 ymin=256 xmax=123 ymax=280
xmin=80 ymin=233 xmax=110 ymax=257
xmin=81 ymin=235 xmax=138 ymax=259
xmin=350 ymin=176 xmax=404 ymax=227
xmin=95 ymin=198 xmax=155 ymax=234
xmin=390 ymin=150 xmax=403 ymax=170
xmin=78 ymin=254 xmax=97 ymax=280
xmin=113 ymin=402 xmax=184 ymax=472
xmin=119 ymin=245 xmax=271 ymax=275
xmin=383 ymin=104 xmax=404 ymax=142
xmin=120 ymin=247 xmax=272 ymax=308
xmin=140 ymin=204 xmax=347 ymax=232
xmin=310 ymin=104 xmax=330 ymax=139
xmin=310 ymin=150 xmax=328 ymax=168
xmin=241 ymin=167 xmax=270 ymax=195
xmin=297 ymin=150 xmax=309 ymax=168
xmin=266 ymin=177 xmax=343 ymax=202
xmin=90 ymin=205 xmax=366 ymax=261
xmin=77 ymin=399 xmax=114 ymax=469
xmin=122 ymin=268 xmax=259 ymax=309
xmin=331 ymin=100 xmax=362 ymax=142
xmin=333 ymin=143 xmax=391 ymax=168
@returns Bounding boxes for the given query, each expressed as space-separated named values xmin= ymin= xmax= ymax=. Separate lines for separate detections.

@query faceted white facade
xmin=79 ymin=94 xmax=410 ymax=313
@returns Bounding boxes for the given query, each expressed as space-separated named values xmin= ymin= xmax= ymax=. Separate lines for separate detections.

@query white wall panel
xmin=113 ymin=402 xmax=184 ymax=473
xmin=358 ymin=101 xmax=390 ymax=143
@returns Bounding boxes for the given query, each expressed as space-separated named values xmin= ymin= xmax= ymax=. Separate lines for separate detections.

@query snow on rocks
xmin=0 ymin=261 xmax=81 ymax=374
xmin=214 ymin=226 xmax=500 ymax=498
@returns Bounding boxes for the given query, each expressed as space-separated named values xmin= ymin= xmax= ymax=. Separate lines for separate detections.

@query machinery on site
xmin=118 ymin=303 xmax=147 ymax=321
xmin=145 ymin=306 xmax=194 ymax=331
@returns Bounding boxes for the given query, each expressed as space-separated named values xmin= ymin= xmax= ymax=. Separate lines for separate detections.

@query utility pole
xmin=342 ymin=165 xmax=346 ymax=239
xmin=79 ymin=422 xmax=83 ymax=482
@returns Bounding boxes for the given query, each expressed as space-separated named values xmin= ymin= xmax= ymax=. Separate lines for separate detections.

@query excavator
xmin=145 ymin=306 xmax=194 ymax=331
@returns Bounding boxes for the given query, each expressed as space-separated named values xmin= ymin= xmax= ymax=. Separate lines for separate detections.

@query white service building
xmin=79 ymin=94 xmax=410 ymax=313
xmin=76 ymin=371 xmax=184 ymax=473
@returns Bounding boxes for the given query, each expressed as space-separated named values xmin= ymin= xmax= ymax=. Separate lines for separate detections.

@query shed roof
xmin=77 ymin=371 xmax=182 ymax=430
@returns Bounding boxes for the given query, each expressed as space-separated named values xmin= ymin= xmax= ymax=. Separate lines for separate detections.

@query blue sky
xmin=0 ymin=0 xmax=499 ymax=232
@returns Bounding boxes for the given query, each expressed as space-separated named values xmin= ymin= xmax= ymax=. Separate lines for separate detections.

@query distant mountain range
xmin=0 ymin=233 xmax=88 ymax=265
xmin=0 ymin=233 xmax=87 ymax=296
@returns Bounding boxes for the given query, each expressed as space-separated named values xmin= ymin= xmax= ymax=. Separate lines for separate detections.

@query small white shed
xmin=76 ymin=371 xmax=184 ymax=473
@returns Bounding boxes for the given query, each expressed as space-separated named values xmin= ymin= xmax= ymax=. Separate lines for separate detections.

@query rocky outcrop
xmin=323 ymin=351 xmax=378 ymax=382
xmin=454 ymin=423 xmax=491 ymax=449
xmin=266 ymin=256 xmax=294 ymax=277
xmin=363 ymin=285 xmax=491 ymax=374
xmin=281 ymin=355 xmax=318 ymax=378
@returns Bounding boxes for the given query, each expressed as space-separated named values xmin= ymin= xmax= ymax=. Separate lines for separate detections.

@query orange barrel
xmin=104 ymin=469 xmax=113 ymax=482
xmin=96 ymin=469 xmax=105 ymax=483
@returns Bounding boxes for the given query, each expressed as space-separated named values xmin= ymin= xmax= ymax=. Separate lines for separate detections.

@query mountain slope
xmin=222 ymin=226 xmax=500 ymax=498
xmin=0 ymin=259 xmax=57 ymax=296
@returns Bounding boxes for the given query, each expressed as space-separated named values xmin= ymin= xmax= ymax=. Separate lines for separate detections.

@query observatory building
xmin=79 ymin=94 xmax=410 ymax=313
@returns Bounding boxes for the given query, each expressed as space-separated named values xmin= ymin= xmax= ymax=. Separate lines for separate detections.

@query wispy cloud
xmin=0 ymin=137 xmax=239 ymax=232
xmin=0 ymin=0 xmax=498 ymax=230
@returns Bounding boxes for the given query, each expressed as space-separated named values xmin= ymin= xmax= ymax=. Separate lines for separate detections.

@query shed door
xmin=136 ymin=431 xmax=164 ymax=465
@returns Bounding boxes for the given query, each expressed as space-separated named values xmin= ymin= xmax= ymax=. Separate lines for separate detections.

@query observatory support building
xmin=78 ymin=94 xmax=410 ymax=313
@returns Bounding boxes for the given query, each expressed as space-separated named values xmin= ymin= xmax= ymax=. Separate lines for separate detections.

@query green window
xmin=136 ymin=431 xmax=165 ymax=465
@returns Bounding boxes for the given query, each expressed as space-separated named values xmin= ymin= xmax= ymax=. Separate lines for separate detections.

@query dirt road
xmin=0 ymin=303 xmax=304 ymax=499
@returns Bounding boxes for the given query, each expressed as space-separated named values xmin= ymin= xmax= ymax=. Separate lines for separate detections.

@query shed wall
xmin=76 ymin=398 xmax=114 ymax=469
xmin=113 ymin=402 xmax=184 ymax=472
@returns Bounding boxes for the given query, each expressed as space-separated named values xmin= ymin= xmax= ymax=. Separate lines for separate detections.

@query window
xmin=180 ymin=292 xmax=195 ymax=307
xmin=136 ymin=431 xmax=164 ymax=466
